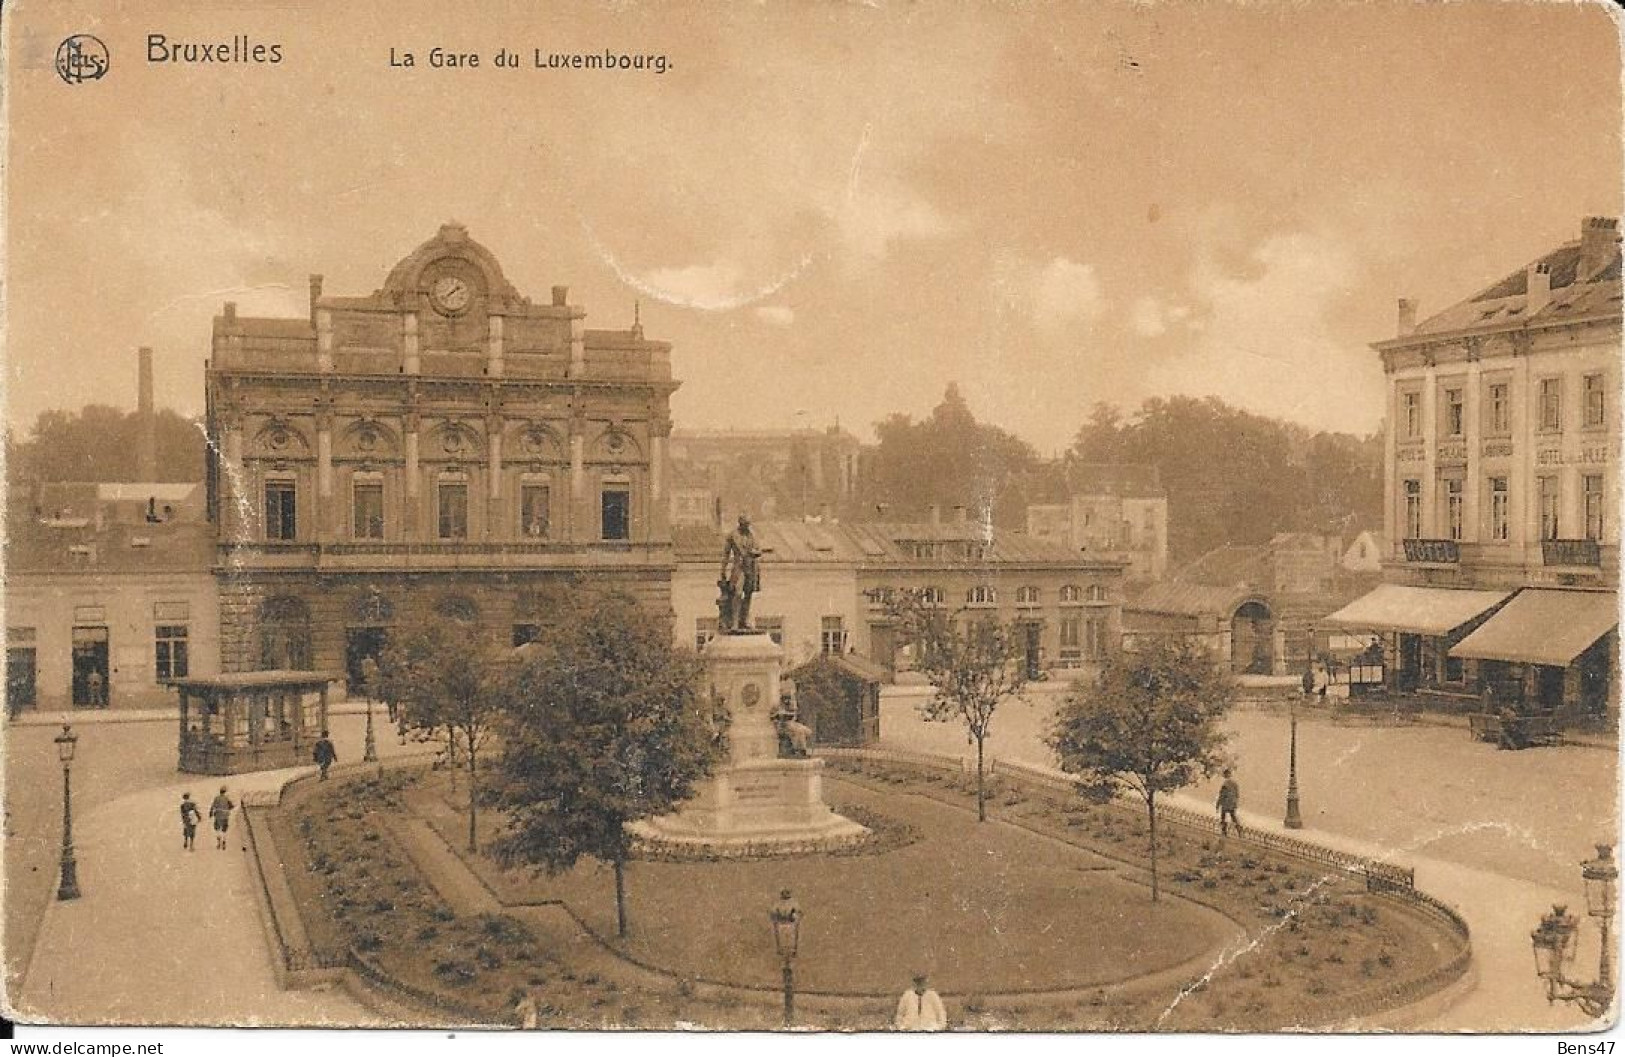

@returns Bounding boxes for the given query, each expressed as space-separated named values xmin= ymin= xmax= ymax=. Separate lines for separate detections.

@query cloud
xmin=1129 ymin=295 xmax=1190 ymax=338
xmin=1031 ymin=257 xmax=1107 ymax=334
xmin=1145 ymin=229 xmax=1381 ymax=430
xmin=755 ymin=305 xmax=796 ymax=326
xmin=834 ymin=181 xmax=955 ymax=261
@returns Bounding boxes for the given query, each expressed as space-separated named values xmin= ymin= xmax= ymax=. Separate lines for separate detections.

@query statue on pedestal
xmin=718 ymin=514 xmax=762 ymax=633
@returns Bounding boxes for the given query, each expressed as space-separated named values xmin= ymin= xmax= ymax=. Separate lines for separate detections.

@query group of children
xmin=179 ymin=787 xmax=236 ymax=851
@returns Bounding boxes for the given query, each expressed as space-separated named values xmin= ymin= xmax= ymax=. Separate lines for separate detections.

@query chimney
xmin=1579 ymin=216 xmax=1620 ymax=279
xmin=309 ymin=274 xmax=323 ymax=330
xmin=552 ymin=285 xmax=569 ymax=307
xmin=137 ymin=347 xmax=157 ymax=482
xmin=1527 ymin=262 xmax=1552 ymax=315
xmin=223 ymin=302 xmax=237 ymax=322
xmin=1397 ymin=298 xmax=1418 ymax=337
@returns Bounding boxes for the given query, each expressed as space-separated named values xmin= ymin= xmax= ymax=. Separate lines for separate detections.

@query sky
xmin=4 ymin=1 xmax=1621 ymax=456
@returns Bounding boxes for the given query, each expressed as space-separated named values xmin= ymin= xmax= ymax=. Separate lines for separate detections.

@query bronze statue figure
xmin=719 ymin=514 xmax=762 ymax=633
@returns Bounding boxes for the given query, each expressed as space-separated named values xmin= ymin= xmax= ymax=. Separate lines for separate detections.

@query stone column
xmin=1464 ymin=350 xmax=1483 ymax=542
xmin=221 ymin=417 xmax=247 ymax=541
xmin=487 ymin=315 xmax=505 ymax=379
xmin=569 ymin=315 xmax=586 ymax=378
xmin=402 ymin=312 xmax=420 ymax=375
xmin=316 ymin=411 xmax=335 ymax=537
xmin=404 ymin=411 xmax=421 ymax=536
xmin=487 ymin=413 xmax=504 ymax=537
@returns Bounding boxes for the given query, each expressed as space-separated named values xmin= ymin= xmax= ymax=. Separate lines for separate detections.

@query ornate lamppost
xmin=1531 ymin=844 xmax=1617 ymax=1018
xmin=54 ymin=724 xmax=80 ymax=901
xmin=770 ymin=888 xmax=802 ymax=1027
xmin=1284 ymin=627 xmax=1307 ymax=830
xmin=363 ymin=695 xmax=378 ymax=763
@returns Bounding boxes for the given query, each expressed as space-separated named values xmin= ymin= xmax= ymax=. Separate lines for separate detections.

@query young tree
xmin=488 ymin=593 xmax=722 ymax=937
xmin=886 ymin=589 xmax=1028 ymax=822
xmin=372 ymin=620 xmax=506 ymax=852
xmin=1047 ymin=636 xmax=1234 ymax=901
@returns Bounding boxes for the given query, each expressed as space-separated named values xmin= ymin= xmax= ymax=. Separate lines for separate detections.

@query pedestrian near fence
xmin=1217 ymin=768 xmax=1243 ymax=838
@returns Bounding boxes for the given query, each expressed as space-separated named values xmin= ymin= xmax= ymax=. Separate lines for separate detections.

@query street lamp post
xmin=1284 ymin=627 xmax=1307 ymax=830
xmin=770 ymin=888 xmax=802 ymax=1027
xmin=1531 ymin=844 xmax=1617 ymax=1018
xmin=363 ymin=696 xmax=378 ymax=763
xmin=54 ymin=724 xmax=80 ymax=901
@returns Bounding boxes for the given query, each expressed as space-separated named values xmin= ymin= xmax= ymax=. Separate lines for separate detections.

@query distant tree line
xmin=7 ymin=405 xmax=206 ymax=485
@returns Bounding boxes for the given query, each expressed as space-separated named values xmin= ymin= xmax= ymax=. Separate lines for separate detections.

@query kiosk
xmin=171 ymin=670 xmax=340 ymax=775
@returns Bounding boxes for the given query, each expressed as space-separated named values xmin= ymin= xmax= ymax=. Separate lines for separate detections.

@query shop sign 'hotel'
xmin=1329 ymin=216 xmax=1621 ymax=720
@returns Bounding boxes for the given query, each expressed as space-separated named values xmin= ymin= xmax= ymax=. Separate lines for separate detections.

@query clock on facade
xmin=429 ymin=275 xmax=472 ymax=315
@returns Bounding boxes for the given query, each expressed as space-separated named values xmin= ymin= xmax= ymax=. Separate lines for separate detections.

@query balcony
xmin=1402 ymin=538 xmax=1460 ymax=564
xmin=1542 ymin=539 xmax=1602 ymax=568
xmin=216 ymin=539 xmax=673 ymax=572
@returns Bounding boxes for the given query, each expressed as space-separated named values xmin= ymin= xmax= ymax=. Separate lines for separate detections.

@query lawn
xmin=418 ymin=775 xmax=1234 ymax=995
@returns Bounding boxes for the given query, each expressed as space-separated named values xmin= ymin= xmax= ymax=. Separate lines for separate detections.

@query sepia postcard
xmin=2 ymin=1 xmax=1621 ymax=1052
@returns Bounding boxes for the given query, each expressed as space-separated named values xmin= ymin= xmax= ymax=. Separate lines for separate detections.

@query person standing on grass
xmin=894 ymin=973 xmax=947 ymax=1031
xmin=209 ymin=786 xmax=235 ymax=850
xmin=313 ymin=730 xmax=337 ymax=780
xmin=1217 ymin=768 xmax=1243 ymax=838
xmin=179 ymin=793 xmax=201 ymax=851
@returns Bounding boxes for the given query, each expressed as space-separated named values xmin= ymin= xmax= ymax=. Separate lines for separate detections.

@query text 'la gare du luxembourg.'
xmin=143 ymin=36 xmax=672 ymax=74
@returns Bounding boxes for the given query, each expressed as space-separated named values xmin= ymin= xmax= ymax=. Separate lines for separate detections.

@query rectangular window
xmin=1084 ymin=616 xmax=1108 ymax=659
xmin=155 ymin=624 xmax=189 ymax=680
xmin=1539 ymin=476 xmax=1561 ymax=541
xmin=1059 ymin=617 xmax=1082 ymax=662
xmin=601 ymin=484 xmax=630 ymax=541
xmin=1403 ymin=479 xmax=1423 ymax=540
xmin=1584 ymin=373 xmax=1606 ymax=428
xmin=756 ymin=616 xmax=785 ymax=647
xmin=353 ymin=481 xmax=384 ymax=540
xmin=1489 ymin=476 xmax=1510 ymax=542
xmin=1487 ymin=381 xmax=1510 ymax=435
xmin=1441 ymin=477 xmax=1464 ymax=541
xmin=1539 ymin=378 xmax=1563 ymax=432
xmin=520 ymin=484 xmax=551 ymax=538
xmin=1401 ymin=391 xmax=1422 ymax=440
xmin=264 ymin=481 xmax=297 ymax=541
xmin=1584 ymin=474 xmax=1605 ymax=541
xmin=821 ymin=616 xmax=847 ymax=655
xmin=1444 ymin=387 xmax=1464 ymax=437
xmin=694 ymin=617 xmax=718 ymax=651
xmin=437 ymin=482 xmax=468 ymax=539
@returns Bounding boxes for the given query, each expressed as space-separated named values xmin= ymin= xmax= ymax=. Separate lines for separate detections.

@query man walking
xmin=894 ymin=973 xmax=947 ymax=1031
xmin=1217 ymin=768 xmax=1243 ymax=838
xmin=313 ymin=730 xmax=337 ymax=780
xmin=209 ymin=786 xmax=235 ymax=850
xmin=179 ymin=793 xmax=201 ymax=851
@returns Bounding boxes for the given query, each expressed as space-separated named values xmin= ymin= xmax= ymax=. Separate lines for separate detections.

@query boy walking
xmin=313 ymin=730 xmax=337 ymax=780
xmin=1217 ymin=768 xmax=1243 ymax=838
xmin=179 ymin=793 xmax=201 ymax=851
xmin=209 ymin=786 xmax=235 ymax=850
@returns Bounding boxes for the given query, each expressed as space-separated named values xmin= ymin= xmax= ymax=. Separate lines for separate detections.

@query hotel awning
xmin=1320 ymin=584 xmax=1513 ymax=636
xmin=1450 ymin=589 xmax=1618 ymax=667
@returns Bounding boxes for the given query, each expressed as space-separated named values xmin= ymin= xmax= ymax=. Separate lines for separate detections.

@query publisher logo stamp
xmin=55 ymin=35 xmax=110 ymax=84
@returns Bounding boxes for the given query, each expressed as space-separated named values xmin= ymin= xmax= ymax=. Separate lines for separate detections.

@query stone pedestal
xmin=630 ymin=632 xmax=868 ymax=855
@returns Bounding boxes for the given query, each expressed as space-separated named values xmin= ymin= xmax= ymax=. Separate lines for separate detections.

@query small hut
xmin=170 ymin=670 xmax=340 ymax=775
xmin=787 ymin=653 xmax=887 ymax=747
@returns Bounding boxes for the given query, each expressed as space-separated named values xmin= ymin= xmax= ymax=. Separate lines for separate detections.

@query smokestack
xmin=137 ymin=347 xmax=157 ymax=482
xmin=309 ymin=274 xmax=323 ymax=330
xmin=1527 ymin=262 xmax=1552 ymax=315
xmin=1579 ymin=216 xmax=1620 ymax=280
xmin=1397 ymin=298 xmax=1418 ymax=337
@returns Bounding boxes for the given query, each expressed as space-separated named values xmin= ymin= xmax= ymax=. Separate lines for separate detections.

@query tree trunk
xmin=446 ymin=727 xmax=458 ymax=793
xmin=466 ymin=735 xmax=478 ymax=854
xmin=1147 ymin=791 xmax=1159 ymax=903
xmin=975 ymin=734 xmax=987 ymax=822
xmin=613 ymin=855 xmax=628 ymax=937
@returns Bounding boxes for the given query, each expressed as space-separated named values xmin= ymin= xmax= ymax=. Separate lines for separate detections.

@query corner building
xmin=206 ymin=223 xmax=677 ymax=684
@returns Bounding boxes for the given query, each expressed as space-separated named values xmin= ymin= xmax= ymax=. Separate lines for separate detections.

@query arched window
xmin=1016 ymin=586 xmax=1041 ymax=606
xmin=435 ymin=595 xmax=480 ymax=624
xmin=259 ymin=596 xmax=312 ymax=670
xmin=966 ymin=585 xmax=998 ymax=606
xmin=920 ymin=586 xmax=945 ymax=606
xmin=1059 ymin=584 xmax=1082 ymax=605
xmin=1085 ymin=584 xmax=1108 ymax=603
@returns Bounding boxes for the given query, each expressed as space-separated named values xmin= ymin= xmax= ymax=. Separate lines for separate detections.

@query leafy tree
xmin=488 ymin=593 xmax=721 ymax=937
xmin=372 ymin=620 xmax=506 ymax=852
xmin=885 ymin=588 xmax=1028 ymax=822
xmin=1047 ymin=637 xmax=1235 ymax=901
xmin=8 ymin=405 xmax=205 ymax=485
xmin=859 ymin=384 xmax=1043 ymax=528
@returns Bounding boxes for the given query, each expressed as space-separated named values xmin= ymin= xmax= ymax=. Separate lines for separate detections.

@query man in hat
xmin=179 ymin=793 xmax=201 ymax=851
xmin=894 ymin=973 xmax=947 ymax=1031
xmin=209 ymin=786 xmax=235 ymax=850
xmin=1216 ymin=768 xmax=1243 ymax=838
